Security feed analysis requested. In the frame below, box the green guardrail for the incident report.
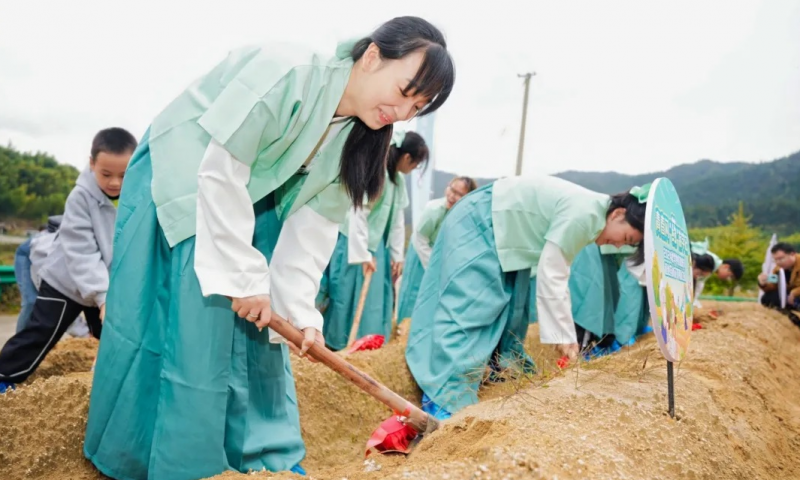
[0,265,15,281]
[698,295,757,303]
[0,265,16,296]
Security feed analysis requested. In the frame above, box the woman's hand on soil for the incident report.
[556,343,579,361]
[231,294,272,330]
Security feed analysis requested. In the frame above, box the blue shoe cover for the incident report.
[421,393,452,420]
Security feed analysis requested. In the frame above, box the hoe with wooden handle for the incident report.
[268,310,439,454]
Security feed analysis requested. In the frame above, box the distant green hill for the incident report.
[4,139,798,235]
[431,151,800,234]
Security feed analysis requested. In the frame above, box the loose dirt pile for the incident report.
[292,339,420,468]
[2,303,800,480]
[0,372,96,480]
[27,337,99,383]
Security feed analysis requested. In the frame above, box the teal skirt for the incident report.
[84,130,305,480]
[321,233,393,351]
[396,243,424,323]
[528,245,615,334]
[568,245,619,339]
[405,184,533,414]
[615,268,651,342]
[571,246,649,344]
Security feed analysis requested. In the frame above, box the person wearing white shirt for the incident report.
[528,244,649,358]
[406,178,649,420]
[396,175,478,324]
[689,238,744,307]
[321,130,428,351]
[83,17,455,480]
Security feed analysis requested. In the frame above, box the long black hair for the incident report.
[340,16,455,206]
[607,190,647,265]
[692,253,716,274]
[722,258,744,280]
[386,131,429,184]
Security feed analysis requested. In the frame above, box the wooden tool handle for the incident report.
[348,270,373,346]
[269,311,438,434]
[391,278,400,334]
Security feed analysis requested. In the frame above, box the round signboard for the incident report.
[779,268,787,309]
[644,178,693,362]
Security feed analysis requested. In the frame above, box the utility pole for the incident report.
[515,72,535,176]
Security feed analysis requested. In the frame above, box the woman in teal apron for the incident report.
[406,177,649,419]
[529,244,652,356]
[397,175,478,323]
[560,245,651,356]
[582,239,740,346]
[321,130,428,351]
[83,17,454,480]
[610,251,652,343]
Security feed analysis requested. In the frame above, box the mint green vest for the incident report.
[599,244,637,255]
[417,197,449,245]
[340,173,409,253]
[148,41,355,247]
[491,176,611,275]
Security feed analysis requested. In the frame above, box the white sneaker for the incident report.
[66,316,91,338]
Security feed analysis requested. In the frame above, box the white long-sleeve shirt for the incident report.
[536,241,579,345]
[388,203,405,262]
[194,121,346,342]
[195,139,270,298]
[347,205,372,264]
[346,191,406,265]
[625,258,647,286]
[693,277,707,308]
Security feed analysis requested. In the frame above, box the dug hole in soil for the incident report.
[2,303,800,480]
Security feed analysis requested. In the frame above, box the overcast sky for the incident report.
[1,0,798,178]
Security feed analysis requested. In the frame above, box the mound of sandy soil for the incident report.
[27,337,98,383]
[292,339,420,468]
[0,372,96,480]
[3,303,800,480]
[217,302,800,480]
